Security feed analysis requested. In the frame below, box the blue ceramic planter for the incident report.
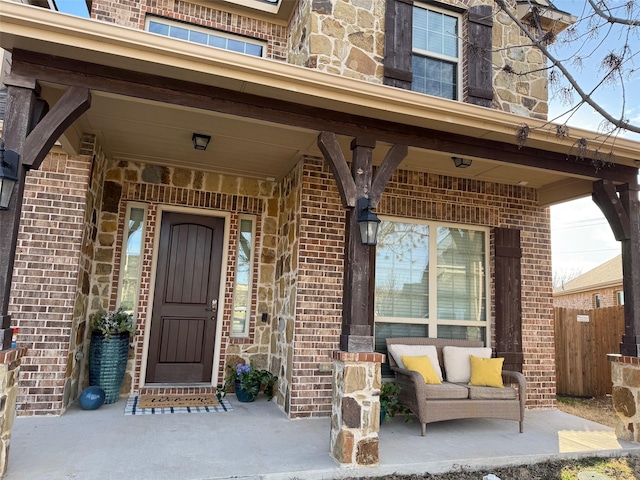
[89,332,130,404]
[235,380,257,402]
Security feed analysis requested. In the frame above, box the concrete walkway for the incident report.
[4,397,640,480]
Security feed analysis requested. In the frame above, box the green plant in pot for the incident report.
[380,381,412,423]
[223,362,277,402]
[88,307,135,404]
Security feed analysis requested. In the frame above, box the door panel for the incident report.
[146,212,224,384]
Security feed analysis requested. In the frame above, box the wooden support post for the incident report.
[341,137,376,352]
[0,78,39,349]
[618,184,640,356]
[593,179,640,356]
[318,132,407,352]
[0,77,91,349]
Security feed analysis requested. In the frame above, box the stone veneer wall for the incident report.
[0,348,27,475]
[90,0,288,60]
[611,356,640,441]
[292,157,555,412]
[288,0,385,82]
[9,143,96,416]
[289,0,549,118]
[554,286,623,309]
[89,159,280,399]
[271,162,302,412]
[491,3,548,119]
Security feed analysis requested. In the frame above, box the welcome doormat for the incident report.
[124,395,233,415]
[139,393,220,408]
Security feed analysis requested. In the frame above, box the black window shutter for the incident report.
[467,5,494,107]
[494,227,523,373]
[383,0,413,90]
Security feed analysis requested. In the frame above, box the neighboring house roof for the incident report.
[554,254,622,295]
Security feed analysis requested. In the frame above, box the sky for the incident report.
[545,0,640,280]
[54,0,89,18]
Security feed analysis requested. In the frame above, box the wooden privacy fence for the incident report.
[554,306,624,397]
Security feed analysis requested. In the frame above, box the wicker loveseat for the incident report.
[385,337,526,436]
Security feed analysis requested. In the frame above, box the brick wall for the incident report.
[554,286,623,309]
[291,158,555,413]
[272,162,302,413]
[90,0,288,61]
[10,146,94,416]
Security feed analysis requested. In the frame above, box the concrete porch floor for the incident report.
[5,396,640,480]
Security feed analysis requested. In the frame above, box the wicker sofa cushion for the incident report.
[388,344,443,381]
[422,382,469,400]
[442,346,492,383]
[467,385,517,400]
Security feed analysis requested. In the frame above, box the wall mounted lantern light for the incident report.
[357,197,381,246]
[452,156,472,168]
[0,140,19,210]
[192,133,211,151]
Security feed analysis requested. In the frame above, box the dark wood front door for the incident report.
[146,212,224,384]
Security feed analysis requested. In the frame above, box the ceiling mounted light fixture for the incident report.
[192,133,211,151]
[452,156,472,168]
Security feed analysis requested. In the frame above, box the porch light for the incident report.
[357,197,380,246]
[192,133,211,151]
[0,140,19,210]
[452,156,472,168]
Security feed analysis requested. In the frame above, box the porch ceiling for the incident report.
[43,85,571,191]
[2,1,639,207]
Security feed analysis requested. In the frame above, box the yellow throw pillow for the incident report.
[468,355,504,388]
[401,355,442,384]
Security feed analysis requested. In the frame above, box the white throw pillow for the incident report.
[442,346,492,383]
[387,344,443,381]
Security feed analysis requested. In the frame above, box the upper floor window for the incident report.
[411,4,461,100]
[383,3,492,106]
[145,17,266,58]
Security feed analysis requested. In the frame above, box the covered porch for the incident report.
[2,1,640,472]
[4,397,640,479]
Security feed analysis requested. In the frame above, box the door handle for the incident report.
[205,299,218,312]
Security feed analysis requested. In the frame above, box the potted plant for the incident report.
[379,381,411,423]
[88,307,135,404]
[223,362,277,402]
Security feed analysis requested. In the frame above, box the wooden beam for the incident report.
[370,144,407,208]
[592,179,630,241]
[21,85,92,170]
[317,132,356,208]
[11,50,638,185]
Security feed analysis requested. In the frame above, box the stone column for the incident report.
[0,347,27,476]
[330,351,384,466]
[609,354,640,442]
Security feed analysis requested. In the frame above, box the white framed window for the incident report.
[116,203,148,315]
[411,3,461,100]
[375,218,488,374]
[593,293,601,308]
[231,215,256,337]
[145,17,266,58]
[617,290,625,306]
